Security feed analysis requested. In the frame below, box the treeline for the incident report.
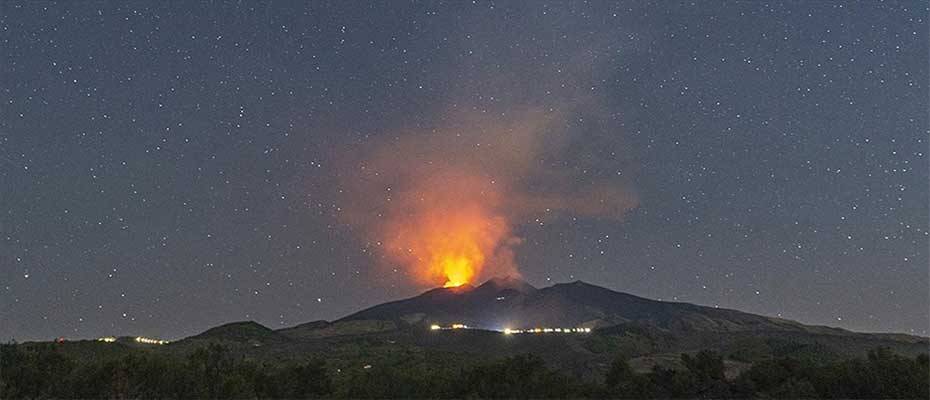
[603,348,929,399]
[1,343,927,399]
[0,343,329,399]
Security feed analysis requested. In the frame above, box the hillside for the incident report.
[152,277,928,379]
[342,278,839,335]
[11,277,928,388]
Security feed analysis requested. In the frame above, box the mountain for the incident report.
[158,278,926,378]
[20,278,928,397]
[172,321,290,349]
[328,277,926,365]
[341,277,809,334]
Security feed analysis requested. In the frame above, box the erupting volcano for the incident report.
[439,259,473,288]
[379,172,518,288]
[336,108,638,290]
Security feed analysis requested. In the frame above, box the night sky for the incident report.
[2,2,927,341]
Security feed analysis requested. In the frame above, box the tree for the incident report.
[456,354,578,398]
[278,360,333,398]
[604,357,656,398]
[680,350,730,398]
[186,343,234,398]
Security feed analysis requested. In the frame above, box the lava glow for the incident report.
[380,173,518,288]
[440,257,474,287]
[337,110,637,289]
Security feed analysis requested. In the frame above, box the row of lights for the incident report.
[430,323,469,330]
[134,336,170,345]
[503,327,591,334]
[97,336,169,345]
[430,324,591,334]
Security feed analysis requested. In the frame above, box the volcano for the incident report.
[164,277,926,378]
[340,277,817,334]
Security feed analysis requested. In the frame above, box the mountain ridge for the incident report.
[179,278,925,345]
[159,277,927,378]
[338,277,817,335]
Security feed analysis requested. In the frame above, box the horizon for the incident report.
[15,276,927,343]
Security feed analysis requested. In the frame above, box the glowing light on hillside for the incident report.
[134,336,169,345]
[430,324,590,334]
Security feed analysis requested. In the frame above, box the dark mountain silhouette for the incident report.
[340,277,814,334]
[173,321,290,349]
[162,278,926,376]
[15,277,928,398]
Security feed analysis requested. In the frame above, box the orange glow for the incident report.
[335,105,640,291]
[380,172,518,288]
[441,256,474,287]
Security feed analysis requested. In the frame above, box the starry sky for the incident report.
[1,2,927,341]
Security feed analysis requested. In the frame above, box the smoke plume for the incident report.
[334,33,639,288]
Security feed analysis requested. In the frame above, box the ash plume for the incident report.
[333,27,639,287]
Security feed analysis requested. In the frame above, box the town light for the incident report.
[134,336,169,345]
[428,324,590,335]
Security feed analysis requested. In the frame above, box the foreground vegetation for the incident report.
[1,342,926,399]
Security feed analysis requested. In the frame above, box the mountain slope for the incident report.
[172,321,290,349]
[341,278,810,334]
[165,278,925,372]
